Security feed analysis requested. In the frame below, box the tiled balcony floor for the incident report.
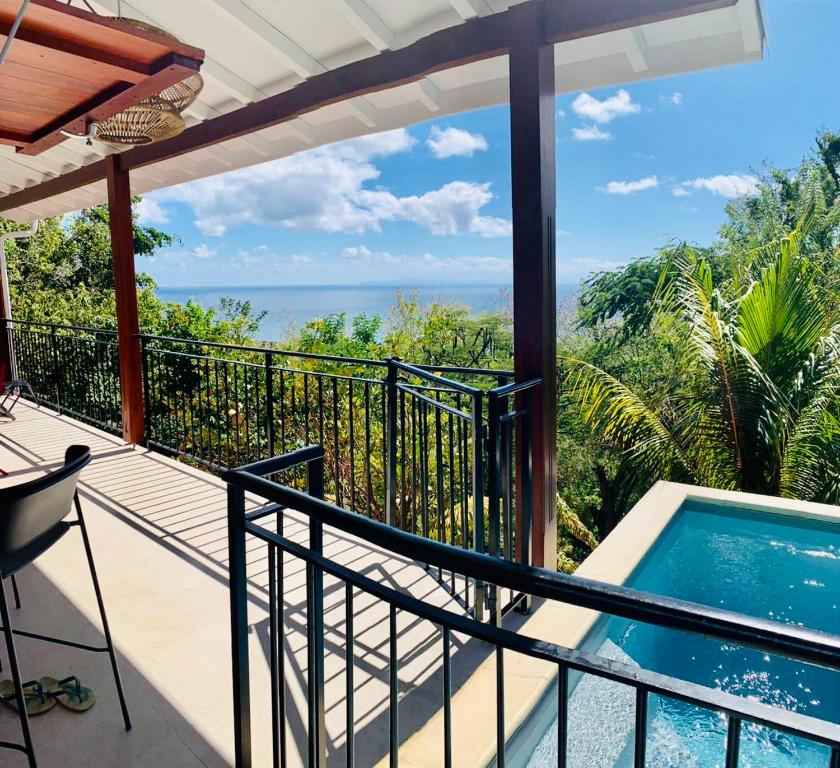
[0,401,493,767]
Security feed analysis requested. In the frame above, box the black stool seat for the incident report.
[0,446,131,767]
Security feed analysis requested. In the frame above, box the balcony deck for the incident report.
[0,401,490,767]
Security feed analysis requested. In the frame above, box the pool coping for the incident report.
[385,481,840,768]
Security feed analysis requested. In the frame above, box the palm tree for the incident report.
[565,226,840,506]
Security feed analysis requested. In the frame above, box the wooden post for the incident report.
[509,1,557,569]
[0,283,12,383]
[105,154,144,445]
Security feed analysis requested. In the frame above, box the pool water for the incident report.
[524,501,840,768]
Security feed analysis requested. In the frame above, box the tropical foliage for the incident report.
[3,130,839,570]
[566,225,840,504]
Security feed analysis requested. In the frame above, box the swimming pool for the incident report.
[523,500,840,768]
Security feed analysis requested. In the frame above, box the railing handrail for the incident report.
[3,318,514,378]
[224,458,840,672]
[389,358,484,396]
[3,318,118,336]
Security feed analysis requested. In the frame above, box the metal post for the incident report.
[487,390,501,626]
[517,388,533,614]
[50,324,60,409]
[264,351,275,459]
[0,316,12,382]
[140,336,150,446]
[227,484,251,768]
[385,358,399,527]
[472,390,485,621]
[306,454,327,767]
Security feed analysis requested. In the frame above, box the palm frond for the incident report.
[562,357,696,482]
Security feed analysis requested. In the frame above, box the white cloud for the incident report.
[342,245,397,263]
[291,253,311,264]
[669,91,683,106]
[601,176,659,195]
[572,125,613,142]
[341,246,511,275]
[384,181,512,237]
[146,129,509,238]
[675,174,760,198]
[193,243,217,259]
[427,126,488,159]
[329,128,417,161]
[572,89,641,124]
[557,109,566,119]
[135,197,169,226]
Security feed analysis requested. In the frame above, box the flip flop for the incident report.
[0,678,56,716]
[41,676,96,713]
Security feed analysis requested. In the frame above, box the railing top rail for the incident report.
[140,332,389,367]
[390,358,484,396]
[5,318,117,336]
[489,376,542,398]
[4,318,514,378]
[224,462,840,672]
[141,331,513,378]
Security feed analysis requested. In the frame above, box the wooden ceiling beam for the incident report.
[331,0,397,52]
[17,53,201,156]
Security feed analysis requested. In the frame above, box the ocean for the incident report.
[156,284,578,342]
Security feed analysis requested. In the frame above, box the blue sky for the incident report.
[138,0,837,289]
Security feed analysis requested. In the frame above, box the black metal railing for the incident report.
[225,447,840,768]
[5,321,533,586]
[5,319,121,433]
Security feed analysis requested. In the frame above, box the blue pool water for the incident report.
[524,501,840,768]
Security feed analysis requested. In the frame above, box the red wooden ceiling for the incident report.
[0,0,204,155]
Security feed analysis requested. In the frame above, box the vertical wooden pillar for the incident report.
[0,277,12,382]
[106,154,144,445]
[509,1,557,569]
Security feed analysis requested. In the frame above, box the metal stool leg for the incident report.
[74,494,131,731]
[0,577,37,767]
[11,574,21,609]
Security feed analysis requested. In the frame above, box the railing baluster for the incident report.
[346,583,355,768]
[410,393,418,535]
[364,381,373,517]
[496,645,505,768]
[399,385,406,530]
[725,717,741,768]
[307,455,326,768]
[557,665,568,768]
[317,375,324,448]
[268,543,281,768]
[448,411,456,593]
[264,352,275,459]
[442,626,452,768]
[487,391,501,625]
[390,604,399,768]
[435,395,444,581]
[634,688,647,768]
[50,325,60,410]
[278,367,286,454]
[472,391,485,621]
[349,381,356,514]
[332,377,341,506]
[227,484,251,768]
[385,359,398,527]
[276,509,288,765]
